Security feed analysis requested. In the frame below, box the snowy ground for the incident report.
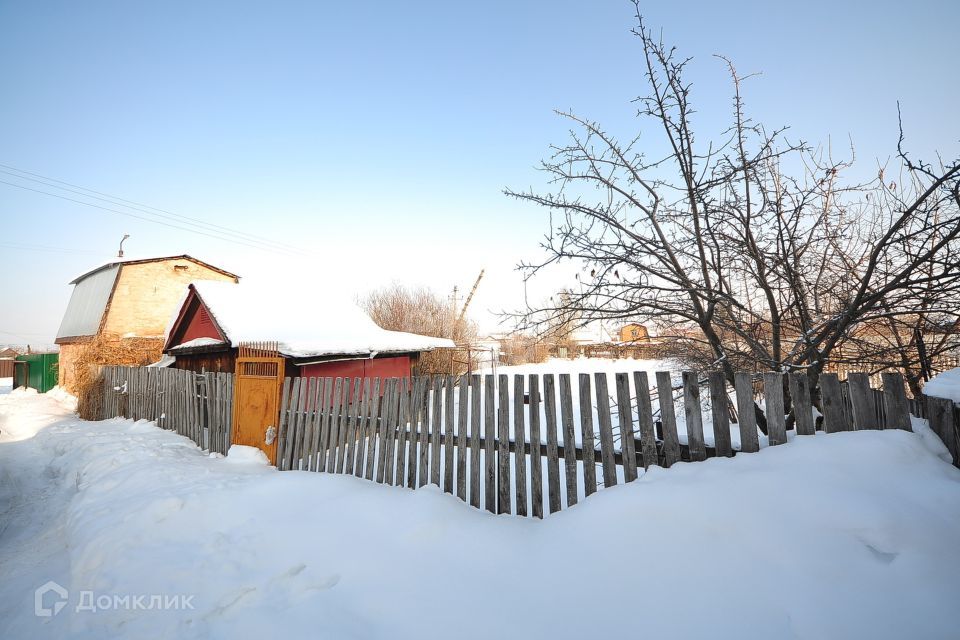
[2,387,960,639]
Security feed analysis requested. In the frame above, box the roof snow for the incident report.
[169,281,454,359]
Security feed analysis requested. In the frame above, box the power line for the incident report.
[0,164,305,254]
[0,178,312,257]
[0,241,101,255]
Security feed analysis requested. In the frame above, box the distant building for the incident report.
[54,255,239,391]
[619,323,650,343]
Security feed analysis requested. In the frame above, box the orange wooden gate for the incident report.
[232,342,285,464]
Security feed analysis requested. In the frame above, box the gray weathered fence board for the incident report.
[881,372,911,431]
[497,374,511,514]
[512,375,527,516]
[847,373,876,430]
[789,373,815,436]
[655,371,682,466]
[763,373,787,446]
[820,374,847,433]
[735,372,760,453]
[484,375,496,513]
[708,371,733,457]
[457,375,469,501]
[615,373,638,483]
[594,373,617,487]
[578,374,598,494]
[633,371,659,469]
[469,374,481,509]
[559,374,580,504]
[529,374,544,518]
[543,374,562,513]
[682,372,707,461]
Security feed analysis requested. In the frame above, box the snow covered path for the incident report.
[2,388,960,639]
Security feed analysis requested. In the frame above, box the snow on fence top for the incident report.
[924,367,960,405]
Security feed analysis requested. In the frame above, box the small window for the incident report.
[174,265,188,272]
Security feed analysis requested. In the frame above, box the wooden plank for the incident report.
[578,374,597,494]
[682,372,707,461]
[469,374,482,508]
[430,375,443,487]
[789,373,815,436]
[336,378,357,473]
[927,396,959,466]
[847,372,876,430]
[633,372,658,469]
[363,378,382,480]
[655,372,682,466]
[292,377,309,470]
[512,374,527,516]
[614,372,638,484]
[881,372,911,431]
[345,377,364,476]
[734,372,760,453]
[444,375,456,494]
[284,377,302,472]
[329,378,343,472]
[594,373,617,486]
[393,379,410,483]
[497,374,511,514]
[559,374,580,503]
[484,374,497,513]
[316,378,334,472]
[381,379,401,485]
[763,372,787,446]
[417,377,431,488]
[543,374,562,513]
[529,374,544,518]
[308,378,330,471]
[707,372,733,457]
[407,377,427,488]
[353,378,371,476]
[456,375,469,502]
[374,378,392,483]
[820,373,847,433]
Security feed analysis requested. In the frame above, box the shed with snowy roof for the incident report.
[162,281,454,379]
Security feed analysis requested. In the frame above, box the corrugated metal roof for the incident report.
[55,264,120,340]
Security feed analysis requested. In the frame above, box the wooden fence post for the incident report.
[682,372,707,461]
[881,372,911,431]
[789,373,815,436]
[763,372,787,446]
[708,371,733,457]
[656,372,682,466]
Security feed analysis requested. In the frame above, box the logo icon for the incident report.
[35,581,68,617]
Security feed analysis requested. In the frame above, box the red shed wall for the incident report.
[179,302,225,344]
[299,355,411,382]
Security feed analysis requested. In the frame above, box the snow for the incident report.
[2,388,959,639]
[924,367,960,405]
[0,377,11,394]
[170,281,455,358]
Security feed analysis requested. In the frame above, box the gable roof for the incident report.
[69,255,239,284]
[56,254,240,343]
[165,281,455,359]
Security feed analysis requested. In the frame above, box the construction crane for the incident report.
[455,269,484,334]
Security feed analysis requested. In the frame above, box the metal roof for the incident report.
[55,264,120,341]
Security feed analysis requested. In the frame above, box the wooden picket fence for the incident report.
[96,365,234,455]
[274,370,932,518]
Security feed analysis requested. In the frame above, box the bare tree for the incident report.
[506,4,960,413]
[360,283,479,374]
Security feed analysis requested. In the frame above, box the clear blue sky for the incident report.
[1,0,957,344]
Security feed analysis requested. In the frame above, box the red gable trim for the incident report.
[164,285,229,351]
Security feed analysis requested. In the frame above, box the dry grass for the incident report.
[74,336,164,420]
